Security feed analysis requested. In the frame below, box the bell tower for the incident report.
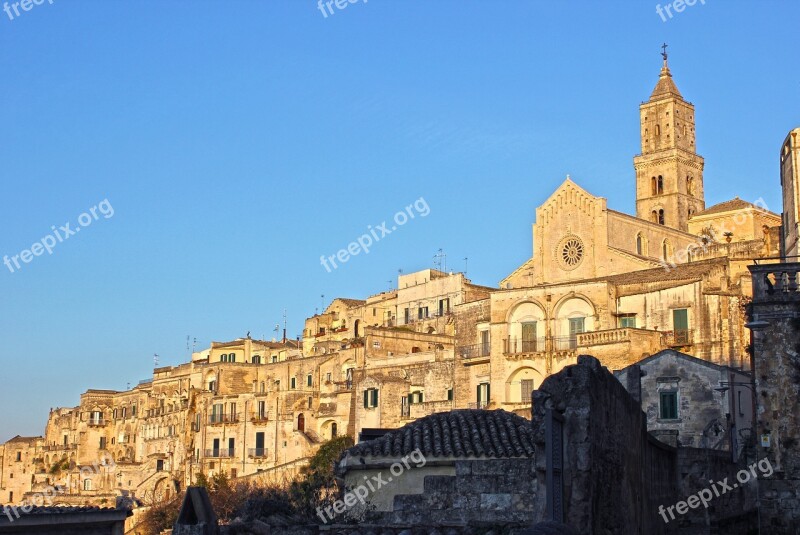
[634,45,705,232]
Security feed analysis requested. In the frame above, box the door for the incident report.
[212,438,220,457]
[673,309,689,344]
[568,317,585,349]
[521,322,537,352]
[228,438,235,457]
[255,432,265,456]
[297,413,305,432]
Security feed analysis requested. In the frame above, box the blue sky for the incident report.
[0,0,798,442]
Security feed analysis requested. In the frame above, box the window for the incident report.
[655,124,661,137]
[404,308,410,324]
[229,353,236,363]
[480,330,490,356]
[208,380,217,392]
[257,401,266,419]
[658,209,665,225]
[220,353,227,363]
[521,379,534,404]
[99,437,107,450]
[156,460,164,472]
[326,372,332,383]
[438,298,450,316]
[408,391,424,404]
[657,176,664,195]
[252,355,261,364]
[476,382,490,408]
[290,377,296,390]
[659,391,678,419]
[372,340,381,349]
[307,397,313,409]
[15,452,21,462]
[132,404,137,416]
[651,176,657,196]
[307,374,313,387]
[363,388,379,409]
[331,423,338,438]
[272,355,278,363]
[260,381,265,393]
[447,388,453,401]
[521,322,537,352]
[672,309,690,344]
[636,233,645,255]
[121,407,126,419]
[662,239,672,260]
[619,315,636,328]
[372,308,377,317]
[568,317,586,348]
[418,306,428,320]
[83,479,92,491]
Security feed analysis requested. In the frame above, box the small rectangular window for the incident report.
[619,315,636,328]
[307,374,313,387]
[659,391,678,420]
[290,377,296,390]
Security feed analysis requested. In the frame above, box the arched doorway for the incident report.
[331,422,337,438]
[297,413,305,432]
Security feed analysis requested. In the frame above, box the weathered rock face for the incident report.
[747,262,800,533]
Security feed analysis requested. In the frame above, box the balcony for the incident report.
[503,337,547,355]
[250,412,269,423]
[248,448,268,458]
[459,343,491,360]
[468,401,489,410]
[204,448,235,458]
[209,414,238,424]
[750,262,800,302]
[664,329,694,347]
[87,418,106,427]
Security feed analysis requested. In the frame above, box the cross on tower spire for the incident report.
[661,43,669,63]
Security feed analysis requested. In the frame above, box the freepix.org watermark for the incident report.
[3,199,114,274]
[317,448,426,524]
[656,0,706,22]
[3,454,116,522]
[658,457,773,524]
[3,0,54,22]
[317,0,366,19]
[320,197,430,273]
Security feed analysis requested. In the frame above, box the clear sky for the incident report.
[0,0,798,442]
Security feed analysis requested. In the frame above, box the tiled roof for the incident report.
[345,409,535,459]
[693,198,764,217]
[337,298,366,308]
[607,258,725,286]
[650,63,682,99]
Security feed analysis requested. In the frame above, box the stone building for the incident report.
[747,260,800,532]
[781,128,800,257]
[615,349,753,451]
[0,56,795,524]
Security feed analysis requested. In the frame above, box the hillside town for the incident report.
[2,55,800,534]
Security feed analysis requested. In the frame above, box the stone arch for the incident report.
[553,295,596,347]
[505,366,544,403]
[319,419,339,439]
[506,300,547,351]
[636,232,647,256]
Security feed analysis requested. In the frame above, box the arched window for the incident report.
[651,177,657,196]
[687,176,695,195]
[657,176,664,195]
[662,239,672,260]
[636,234,646,256]
[655,124,661,137]
[658,209,665,226]
[651,210,659,224]
[331,422,338,438]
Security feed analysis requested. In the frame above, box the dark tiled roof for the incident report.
[346,409,535,459]
[0,505,119,515]
[694,198,764,217]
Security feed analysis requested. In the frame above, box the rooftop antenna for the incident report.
[273,323,280,341]
[463,257,468,277]
[282,309,287,343]
[153,353,159,368]
[433,248,447,272]
[321,294,325,313]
